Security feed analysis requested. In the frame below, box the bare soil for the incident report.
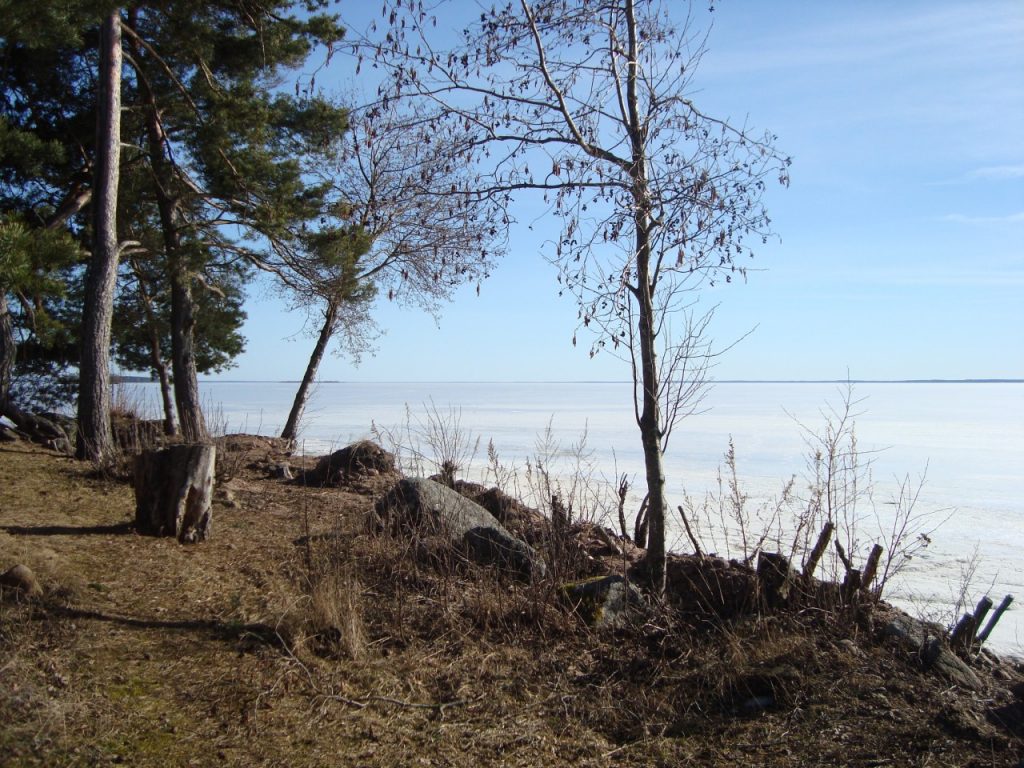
[1,437,1021,767]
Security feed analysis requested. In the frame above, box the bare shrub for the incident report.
[679,439,796,567]
[372,400,479,483]
[678,384,947,605]
[873,465,950,597]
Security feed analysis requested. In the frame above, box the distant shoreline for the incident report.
[112,375,1024,385]
[184,378,1024,385]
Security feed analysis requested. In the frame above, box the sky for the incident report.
[216,0,1024,383]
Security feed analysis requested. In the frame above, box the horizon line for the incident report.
[170,377,1024,385]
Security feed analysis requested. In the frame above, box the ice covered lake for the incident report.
[128,379,1023,655]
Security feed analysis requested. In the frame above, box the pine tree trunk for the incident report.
[281,301,338,445]
[76,10,122,462]
[129,19,205,442]
[169,269,205,441]
[138,273,178,435]
[134,443,215,542]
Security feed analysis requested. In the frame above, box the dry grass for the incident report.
[1,438,1021,767]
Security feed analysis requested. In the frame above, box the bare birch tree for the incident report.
[362,0,789,593]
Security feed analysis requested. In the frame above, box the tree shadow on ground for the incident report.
[39,603,285,647]
[2,522,135,537]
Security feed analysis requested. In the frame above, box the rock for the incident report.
[374,477,545,579]
[561,575,644,629]
[878,608,984,691]
[0,406,71,452]
[923,638,984,691]
[216,487,240,509]
[838,638,867,659]
[1,564,43,599]
[449,481,547,540]
[882,612,942,649]
[655,553,758,617]
[572,522,645,569]
[311,441,395,485]
[217,434,291,453]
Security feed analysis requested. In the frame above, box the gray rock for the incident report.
[216,488,240,509]
[561,574,644,629]
[374,477,545,579]
[839,638,866,659]
[882,610,984,691]
[923,638,984,691]
[313,441,395,485]
[1,564,43,599]
[883,613,941,649]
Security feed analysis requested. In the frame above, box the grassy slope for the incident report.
[1,438,1021,767]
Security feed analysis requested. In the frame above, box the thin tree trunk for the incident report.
[145,314,176,437]
[625,0,667,596]
[129,258,178,435]
[281,300,338,444]
[0,293,13,413]
[76,10,123,462]
[635,246,668,596]
[154,356,176,436]
[129,16,204,441]
[169,270,204,440]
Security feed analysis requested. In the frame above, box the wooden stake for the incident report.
[861,544,883,591]
[976,594,1014,646]
[802,522,834,583]
[834,540,853,572]
[950,613,977,652]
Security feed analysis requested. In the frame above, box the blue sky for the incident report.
[218,0,1023,382]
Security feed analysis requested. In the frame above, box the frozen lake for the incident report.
[128,379,1023,655]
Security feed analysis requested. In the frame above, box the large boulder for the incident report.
[311,441,396,486]
[373,477,545,579]
[448,480,547,541]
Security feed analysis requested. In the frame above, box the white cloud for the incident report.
[968,164,1024,180]
[703,3,1024,79]
[940,212,1024,224]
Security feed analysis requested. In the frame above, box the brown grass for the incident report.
[1,438,1021,767]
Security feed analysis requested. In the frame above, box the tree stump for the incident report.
[757,551,794,609]
[134,443,215,542]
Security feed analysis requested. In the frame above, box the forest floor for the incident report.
[1,435,1022,767]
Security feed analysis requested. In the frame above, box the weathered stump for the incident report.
[134,443,215,542]
[757,551,794,609]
